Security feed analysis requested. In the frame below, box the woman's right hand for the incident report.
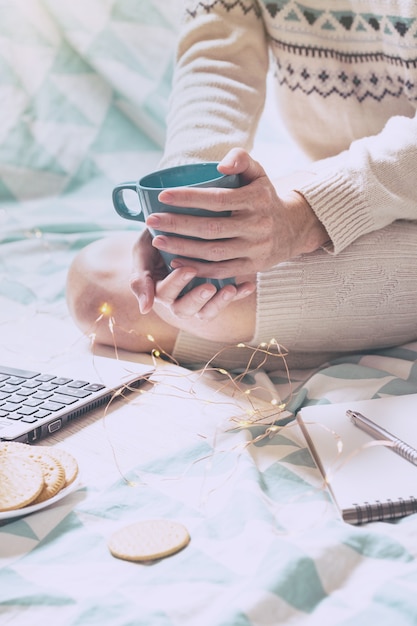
[129,229,255,321]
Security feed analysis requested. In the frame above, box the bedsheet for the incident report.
[2,2,417,625]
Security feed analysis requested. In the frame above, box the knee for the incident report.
[66,237,127,334]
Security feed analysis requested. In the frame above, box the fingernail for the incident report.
[200,288,213,299]
[138,294,147,312]
[159,191,173,203]
[147,215,160,227]
[242,288,254,297]
[153,236,167,249]
[182,271,196,282]
[222,289,234,301]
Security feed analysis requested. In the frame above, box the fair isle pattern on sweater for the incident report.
[186,1,417,103]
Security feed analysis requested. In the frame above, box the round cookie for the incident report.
[30,452,66,503]
[108,519,190,562]
[0,453,44,511]
[0,441,77,492]
[36,446,79,487]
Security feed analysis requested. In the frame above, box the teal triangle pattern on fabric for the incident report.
[87,28,148,76]
[343,531,414,561]
[63,158,106,195]
[71,602,176,626]
[281,447,317,468]
[91,102,158,152]
[51,40,96,75]
[0,519,39,541]
[0,178,16,202]
[0,566,72,606]
[28,79,94,126]
[0,123,66,174]
[0,4,51,45]
[261,461,326,504]
[0,0,176,200]
[0,55,22,87]
[375,378,417,396]
[318,364,392,380]
[111,0,175,29]
[255,540,327,612]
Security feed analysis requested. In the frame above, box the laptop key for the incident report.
[35,374,56,382]
[2,402,20,412]
[49,394,77,405]
[38,383,59,392]
[17,406,39,416]
[33,409,51,419]
[22,380,43,389]
[0,366,40,378]
[54,377,73,385]
[21,416,39,424]
[58,387,93,398]
[85,383,106,392]
[41,401,66,411]
[23,398,45,407]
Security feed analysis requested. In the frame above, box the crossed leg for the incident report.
[67,222,417,370]
[66,232,257,357]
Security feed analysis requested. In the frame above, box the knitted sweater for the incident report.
[163,0,417,370]
[161,0,417,255]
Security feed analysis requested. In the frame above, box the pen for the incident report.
[346,409,417,467]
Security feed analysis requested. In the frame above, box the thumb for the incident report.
[217,147,266,184]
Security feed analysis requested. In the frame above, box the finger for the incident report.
[130,230,168,314]
[217,147,267,184]
[146,211,242,239]
[154,266,199,305]
[193,281,256,321]
[157,184,238,213]
[130,271,154,314]
[152,233,241,263]
[158,278,219,319]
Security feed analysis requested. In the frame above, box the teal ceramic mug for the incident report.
[112,162,241,293]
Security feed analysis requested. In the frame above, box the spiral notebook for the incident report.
[297,394,417,524]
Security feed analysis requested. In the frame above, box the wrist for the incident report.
[288,190,331,256]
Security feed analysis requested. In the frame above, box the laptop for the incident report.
[0,349,154,444]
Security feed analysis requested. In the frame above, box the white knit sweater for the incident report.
[162,0,417,370]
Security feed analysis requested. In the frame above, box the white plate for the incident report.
[0,480,82,521]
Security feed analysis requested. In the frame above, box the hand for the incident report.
[147,148,329,280]
[129,228,255,321]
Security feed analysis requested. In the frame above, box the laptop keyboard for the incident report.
[0,365,106,428]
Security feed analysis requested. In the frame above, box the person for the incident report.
[66,0,417,372]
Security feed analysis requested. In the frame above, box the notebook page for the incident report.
[297,394,417,515]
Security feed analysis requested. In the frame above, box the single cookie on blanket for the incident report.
[108,519,191,562]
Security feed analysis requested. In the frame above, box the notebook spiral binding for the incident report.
[344,497,417,525]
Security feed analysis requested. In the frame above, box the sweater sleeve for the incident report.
[159,1,269,167]
[295,110,417,254]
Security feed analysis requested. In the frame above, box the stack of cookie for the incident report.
[0,442,78,512]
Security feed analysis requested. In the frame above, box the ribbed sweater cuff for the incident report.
[296,171,375,255]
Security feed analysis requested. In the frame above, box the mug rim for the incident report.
[138,162,225,190]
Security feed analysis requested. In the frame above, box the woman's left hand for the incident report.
[146,147,328,281]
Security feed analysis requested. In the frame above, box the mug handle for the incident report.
[112,182,144,221]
